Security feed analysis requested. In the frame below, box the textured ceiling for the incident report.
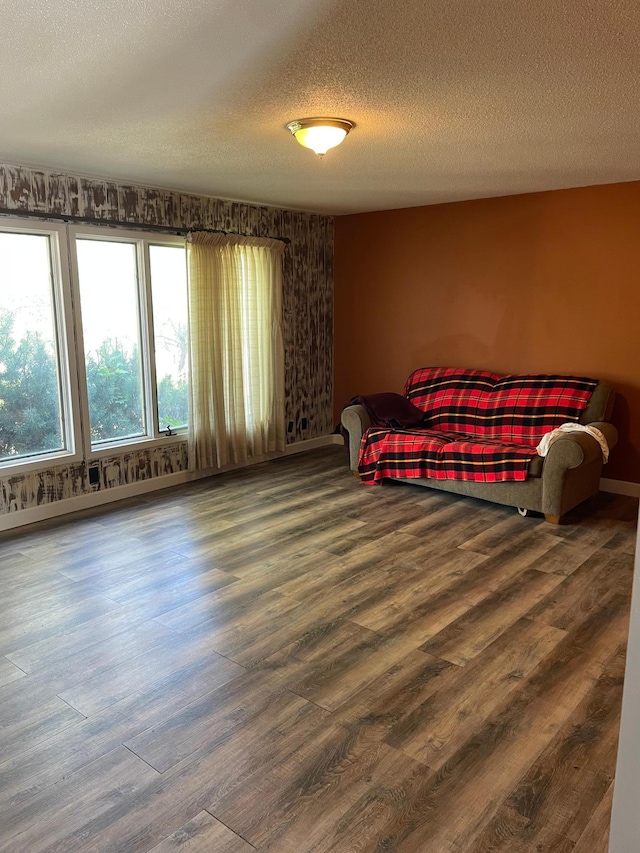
[1,0,639,214]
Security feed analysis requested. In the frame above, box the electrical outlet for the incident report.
[287,420,294,433]
[88,465,100,487]
[300,417,308,431]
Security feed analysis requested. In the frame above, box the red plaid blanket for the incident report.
[358,368,597,484]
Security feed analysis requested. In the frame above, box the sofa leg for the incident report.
[545,514,562,525]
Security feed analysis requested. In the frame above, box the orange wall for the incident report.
[334,181,640,483]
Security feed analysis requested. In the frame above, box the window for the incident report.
[0,219,188,473]
[71,228,189,451]
[0,223,80,468]
[76,238,147,444]
[149,244,189,432]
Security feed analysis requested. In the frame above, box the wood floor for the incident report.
[0,447,636,853]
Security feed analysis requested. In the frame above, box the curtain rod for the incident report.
[0,208,291,243]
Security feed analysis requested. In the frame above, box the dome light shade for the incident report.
[286,118,354,157]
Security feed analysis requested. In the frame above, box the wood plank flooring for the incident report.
[0,446,636,853]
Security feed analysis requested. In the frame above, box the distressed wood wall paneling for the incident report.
[30,171,48,214]
[324,217,335,421]
[163,190,179,229]
[0,443,188,514]
[179,194,201,229]
[243,203,258,237]
[79,178,120,221]
[259,205,272,238]
[140,188,165,226]
[296,212,311,441]
[295,212,314,440]
[67,176,81,216]
[280,209,296,437]
[4,165,31,210]
[215,198,229,232]
[117,185,141,223]
[201,197,214,231]
[311,214,325,433]
[46,174,70,215]
[0,168,8,210]
[105,181,120,220]
[80,178,101,219]
[0,163,333,514]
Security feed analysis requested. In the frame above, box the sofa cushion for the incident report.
[358,426,541,484]
[404,367,598,447]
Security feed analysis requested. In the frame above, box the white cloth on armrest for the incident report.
[536,423,609,463]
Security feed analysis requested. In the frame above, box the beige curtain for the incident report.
[186,232,286,471]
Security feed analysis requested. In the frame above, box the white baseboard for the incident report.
[600,478,640,498]
[284,434,343,452]
[0,435,339,533]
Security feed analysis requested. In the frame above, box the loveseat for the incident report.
[341,367,617,523]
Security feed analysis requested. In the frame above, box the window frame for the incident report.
[0,218,84,474]
[0,219,189,477]
[144,239,190,437]
[68,225,188,458]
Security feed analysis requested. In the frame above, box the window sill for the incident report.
[0,434,188,478]
[0,448,84,478]
[87,432,188,460]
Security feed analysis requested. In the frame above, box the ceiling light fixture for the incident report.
[286,117,354,158]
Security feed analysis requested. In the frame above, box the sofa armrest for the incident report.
[541,425,617,517]
[587,421,619,453]
[542,422,618,474]
[341,404,371,471]
[544,432,600,470]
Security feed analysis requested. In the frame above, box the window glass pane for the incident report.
[76,239,146,444]
[0,232,65,462]
[149,245,189,431]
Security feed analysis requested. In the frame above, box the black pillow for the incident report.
[346,392,428,428]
